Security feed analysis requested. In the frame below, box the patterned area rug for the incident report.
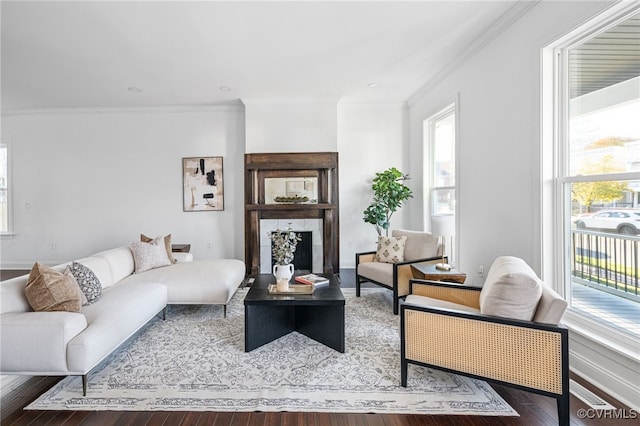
[27,288,517,415]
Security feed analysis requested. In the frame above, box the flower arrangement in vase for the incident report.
[269,227,302,290]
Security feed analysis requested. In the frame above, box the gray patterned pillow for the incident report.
[130,238,172,273]
[375,236,407,263]
[68,261,102,305]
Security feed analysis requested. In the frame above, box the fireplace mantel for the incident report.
[244,152,339,276]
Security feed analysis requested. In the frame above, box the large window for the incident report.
[424,103,457,263]
[549,8,640,345]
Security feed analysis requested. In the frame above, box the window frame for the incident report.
[543,4,640,357]
[0,141,13,237]
[424,100,459,262]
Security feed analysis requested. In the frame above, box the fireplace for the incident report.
[244,152,339,276]
[261,220,323,273]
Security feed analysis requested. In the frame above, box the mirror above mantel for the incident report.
[264,177,318,204]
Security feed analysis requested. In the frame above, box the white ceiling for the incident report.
[1,1,521,110]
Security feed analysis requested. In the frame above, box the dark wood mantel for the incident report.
[244,152,339,276]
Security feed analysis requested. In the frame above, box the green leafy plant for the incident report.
[269,227,302,265]
[363,167,413,236]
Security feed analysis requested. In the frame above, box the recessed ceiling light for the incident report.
[127,86,142,93]
[219,86,232,92]
[367,82,381,88]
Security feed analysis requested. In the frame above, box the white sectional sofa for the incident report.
[0,245,245,395]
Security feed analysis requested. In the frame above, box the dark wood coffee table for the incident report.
[244,273,345,353]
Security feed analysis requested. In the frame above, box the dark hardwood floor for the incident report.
[0,269,633,425]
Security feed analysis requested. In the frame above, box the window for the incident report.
[0,143,11,235]
[546,7,640,347]
[425,104,456,216]
[424,103,457,262]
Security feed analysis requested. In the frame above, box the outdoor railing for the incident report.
[571,229,639,302]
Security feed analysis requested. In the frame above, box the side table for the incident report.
[171,244,191,253]
[410,262,466,284]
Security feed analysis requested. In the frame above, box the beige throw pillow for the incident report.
[24,262,83,312]
[479,256,543,321]
[130,237,172,273]
[375,236,407,263]
[141,233,176,264]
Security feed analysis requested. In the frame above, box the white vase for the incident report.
[273,263,294,284]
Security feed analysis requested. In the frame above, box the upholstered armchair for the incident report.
[356,229,442,315]
[400,256,569,425]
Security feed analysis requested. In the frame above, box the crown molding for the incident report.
[1,103,245,116]
[407,0,540,106]
[241,97,340,106]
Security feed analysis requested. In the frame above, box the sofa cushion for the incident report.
[479,256,542,321]
[141,233,176,264]
[376,236,407,263]
[66,281,167,374]
[118,259,245,305]
[130,238,172,273]
[392,229,440,261]
[92,246,135,285]
[68,262,103,305]
[24,262,83,312]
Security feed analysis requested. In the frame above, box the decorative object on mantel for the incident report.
[182,156,224,211]
[274,195,310,203]
[269,226,302,291]
[363,167,413,236]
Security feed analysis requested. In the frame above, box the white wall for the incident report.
[338,102,410,267]
[243,98,338,152]
[1,106,245,267]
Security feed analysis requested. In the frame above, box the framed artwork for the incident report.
[182,156,224,211]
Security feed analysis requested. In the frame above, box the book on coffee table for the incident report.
[294,273,330,286]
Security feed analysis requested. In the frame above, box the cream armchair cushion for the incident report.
[479,256,543,321]
[391,229,440,260]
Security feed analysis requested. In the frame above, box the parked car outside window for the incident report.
[574,209,640,235]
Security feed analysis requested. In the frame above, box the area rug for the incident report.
[27,288,517,416]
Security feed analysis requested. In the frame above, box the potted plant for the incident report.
[363,167,413,236]
[269,227,302,289]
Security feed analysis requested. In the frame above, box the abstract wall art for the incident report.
[182,156,224,211]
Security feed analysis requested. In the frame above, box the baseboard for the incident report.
[569,333,640,411]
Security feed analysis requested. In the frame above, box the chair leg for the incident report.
[557,392,570,426]
[401,359,408,387]
[82,374,88,396]
[224,304,227,318]
[356,277,361,297]
[393,296,399,315]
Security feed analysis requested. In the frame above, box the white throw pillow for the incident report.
[375,236,407,263]
[479,256,543,321]
[130,238,172,274]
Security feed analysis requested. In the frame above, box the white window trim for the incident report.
[424,99,459,262]
[0,141,14,238]
[542,3,640,360]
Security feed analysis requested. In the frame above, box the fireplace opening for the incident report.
[271,231,312,272]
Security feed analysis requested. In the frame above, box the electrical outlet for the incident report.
[478,265,484,277]
[50,243,56,250]
[207,242,213,248]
